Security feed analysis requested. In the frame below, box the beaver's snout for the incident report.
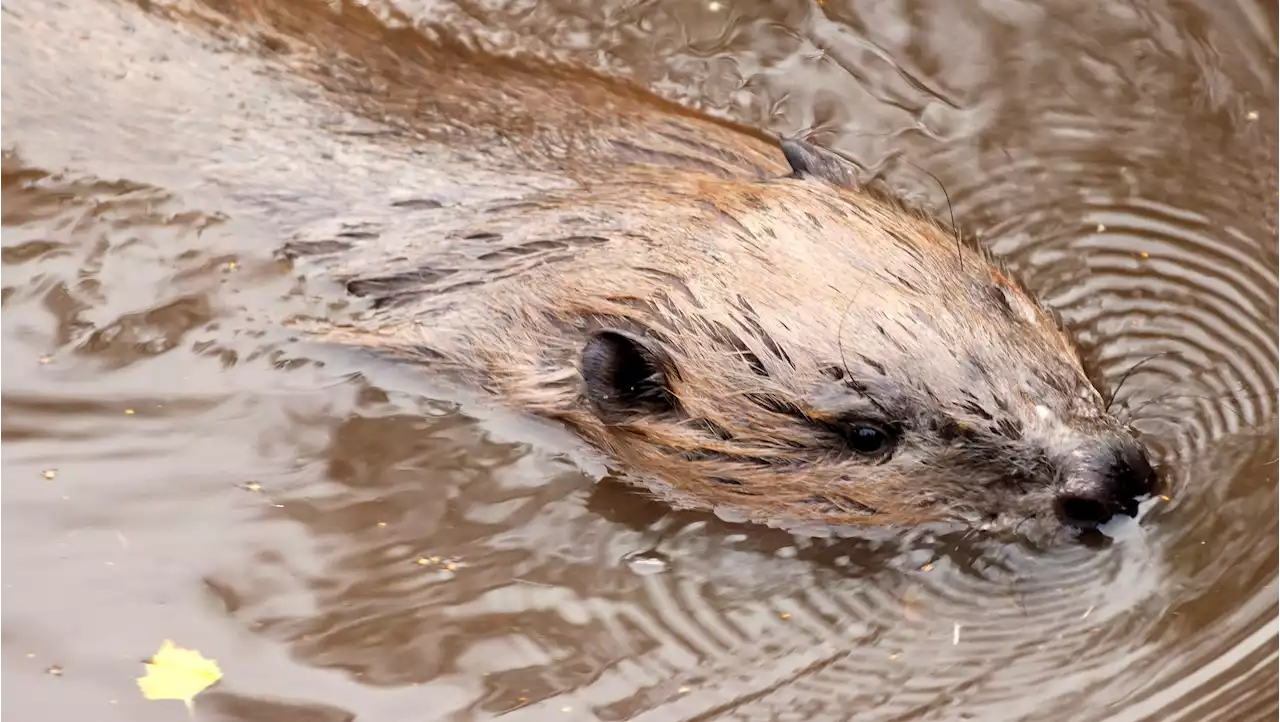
[1054,436,1157,529]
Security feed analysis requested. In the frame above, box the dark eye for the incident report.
[844,424,893,456]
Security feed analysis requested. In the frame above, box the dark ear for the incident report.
[779,138,860,190]
[580,329,678,420]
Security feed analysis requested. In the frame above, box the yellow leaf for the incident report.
[137,640,222,711]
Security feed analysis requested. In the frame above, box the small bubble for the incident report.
[124,409,135,415]
[621,549,671,576]
[561,706,573,713]
[376,521,387,527]
[415,557,431,566]
[779,612,791,620]
[677,686,691,694]
[775,546,798,559]
[1095,223,1106,232]
[887,653,900,660]
[46,665,63,676]
[38,355,53,365]
[42,469,57,481]
[241,481,263,492]
[227,261,239,271]
[1138,251,1150,259]
[1245,110,1259,121]
[706,0,722,10]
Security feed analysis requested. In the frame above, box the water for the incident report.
[3,0,1276,720]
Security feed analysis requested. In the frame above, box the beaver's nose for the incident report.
[1054,436,1156,529]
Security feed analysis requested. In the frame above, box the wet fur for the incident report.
[166,0,1144,537]
[287,154,1118,534]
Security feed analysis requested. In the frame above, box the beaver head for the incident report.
[556,140,1156,541]
[323,139,1157,543]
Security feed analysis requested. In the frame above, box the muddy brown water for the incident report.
[2,0,1277,720]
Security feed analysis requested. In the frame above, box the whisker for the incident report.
[1103,351,1179,413]
[910,164,962,271]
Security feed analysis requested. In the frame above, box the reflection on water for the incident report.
[2,0,1276,720]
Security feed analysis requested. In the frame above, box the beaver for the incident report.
[285,131,1157,541]
[2,0,1156,541]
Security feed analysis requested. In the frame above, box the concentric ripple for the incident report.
[3,0,1275,721]
[374,1,1276,719]
[194,0,1276,719]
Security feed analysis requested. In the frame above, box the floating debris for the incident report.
[137,640,222,712]
[621,549,671,576]
[46,664,63,676]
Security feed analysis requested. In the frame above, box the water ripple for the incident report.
[3,0,1274,720]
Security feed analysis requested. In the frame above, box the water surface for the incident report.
[3,0,1277,720]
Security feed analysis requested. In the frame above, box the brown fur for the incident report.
[288,158,1139,537]
[136,0,1152,538]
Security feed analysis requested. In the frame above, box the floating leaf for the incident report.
[137,640,222,712]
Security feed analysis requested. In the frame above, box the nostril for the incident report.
[1055,435,1156,530]
[1056,493,1116,529]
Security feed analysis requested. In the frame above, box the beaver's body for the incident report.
[287,137,1155,539]
[5,0,1156,541]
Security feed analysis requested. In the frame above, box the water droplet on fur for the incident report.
[713,505,749,523]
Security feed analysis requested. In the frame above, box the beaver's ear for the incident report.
[580,329,678,420]
[780,138,859,190]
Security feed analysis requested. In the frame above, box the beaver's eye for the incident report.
[844,424,893,456]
